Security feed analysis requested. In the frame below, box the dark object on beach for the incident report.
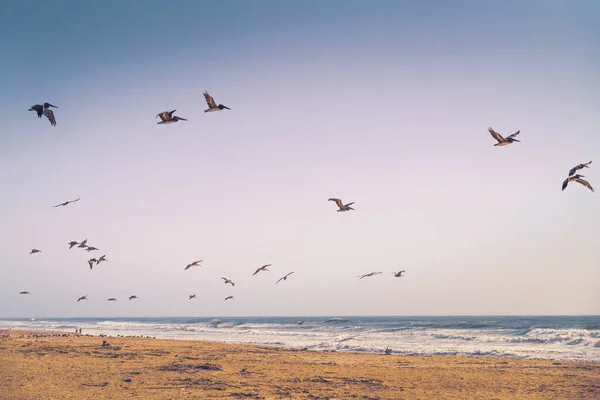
[384,347,392,355]
[101,340,110,347]
[29,103,58,126]
[123,378,132,383]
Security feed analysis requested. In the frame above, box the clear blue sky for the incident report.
[1,0,599,317]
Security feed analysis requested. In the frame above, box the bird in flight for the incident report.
[189,294,197,300]
[358,272,382,279]
[392,270,406,278]
[204,91,231,112]
[156,110,187,124]
[88,259,98,270]
[29,103,58,126]
[569,161,592,177]
[185,260,203,270]
[96,255,107,265]
[276,271,295,284]
[488,127,521,146]
[224,296,234,301]
[77,239,88,248]
[77,295,88,302]
[221,277,235,286]
[562,174,594,192]
[129,295,138,300]
[253,264,272,276]
[30,249,41,254]
[53,198,80,207]
[328,198,355,212]
[107,298,117,301]
[68,241,79,249]
[85,246,99,252]
[19,291,30,295]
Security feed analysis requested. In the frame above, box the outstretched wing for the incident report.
[328,198,343,209]
[157,111,174,122]
[44,108,57,126]
[204,92,217,109]
[285,271,295,279]
[488,127,504,143]
[575,178,594,192]
[506,131,520,140]
[562,177,570,191]
[29,104,43,117]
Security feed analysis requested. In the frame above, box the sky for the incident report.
[1,0,599,318]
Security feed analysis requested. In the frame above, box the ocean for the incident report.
[1,315,598,362]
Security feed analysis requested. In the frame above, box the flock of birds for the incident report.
[19,96,594,310]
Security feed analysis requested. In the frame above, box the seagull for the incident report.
[204,91,231,112]
[224,296,234,301]
[297,320,305,325]
[88,259,98,269]
[276,271,295,284]
[77,295,88,302]
[328,198,355,212]
[156,110,187,124]
[29,103,58,126]
[96,255,107,265]
[221,277,235,286]
[253,264,272,276]
[68,241,79,249]
[562,174,594,192]
[30,249,41,254]
[85,246,99,252]
[569,161,592,177]
[77,239,88,248]
[358,272,382,279]
[107,298,117,301]
[53,198,80,207]
[488,127,520,146]
[185,260,203,270]
[19,291,30,295]
[189,294,197,300]
[392,270,406,278]
[129,295,138,300]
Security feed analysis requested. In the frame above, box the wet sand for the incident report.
[0,329,598,399]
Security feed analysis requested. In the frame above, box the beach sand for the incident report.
[0,330,598,399]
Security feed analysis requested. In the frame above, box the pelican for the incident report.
[488,127,520,146]
[156,110,187,124]
[107,298,117,301]
[204,91,231,112]
[569,161,592,177]
[53,198,80,207]
[358,272,382,279]
[328,198,354,212]
[224,296,234,301]
[221,277,235,286]
[96,255,107,265]
[30,249,41,254]
[19,291,30,295]
[68,241,79,249]
[392,270,406,278]
[189,294,197,300]
[253,264,272,276]
[77,295,88,302]
[29,103,58,126]
[77,239,88,248]
[276,271,295,284]
[185,260,203,270]
[562,174,594,192]
[129,295,138,300]
[85,246,99,252]
[88,259,98,269]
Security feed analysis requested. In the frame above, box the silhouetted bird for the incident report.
[30,249,41,254]
[29,103,58,126]
[68,241,79,249]
[107,298,117,301]
[189,294,197,300]
[328,198,355,212]
[569,161,592,177]
[19,291,30,295]
[562,174,594,192]
[129,295,138,300]
[358,272,382,279]
[156,110,187,124]
[88,259,98,269]
[221,277,235,286]
[276,271,295,284]
[392,270,406,278]
[253,264,272,275]
[204,91,231,112]
[225,296,234,301]
[488,127,520,146]
[77,239,88,248]
[185,260,203,270]
[53,198,80,207]
[85,246,99,252]
[96,255,107,265]
[77,295,88,302]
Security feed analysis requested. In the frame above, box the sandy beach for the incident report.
[0,330,598,399]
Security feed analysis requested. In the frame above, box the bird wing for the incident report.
[506,131,520,140]
[488,127,504,142]
[252,268,261,275]
[562,177,570,191]
[52,202,65,207]
[575,178,594,192]
[285,271,295,278]
[157,111,170,121]
[43,108,56,126]
[204,92,217,108]
[329,198,343,208]
[344,202,355,208]
[69,198,80,203]
[568,166,578,176]
[30,104,43,116]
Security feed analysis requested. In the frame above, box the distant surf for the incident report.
[1,315,598,362]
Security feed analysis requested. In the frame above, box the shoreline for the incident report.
[2,329,599,399]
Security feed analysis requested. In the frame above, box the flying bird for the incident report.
[221,277,235,286]
[392,270,406,278]
[29,103,58,126]
[253,264,272,276]
[328,198,355,212]
[19,291,30,295]
[129,295,138,300]
[224,296,234,301]
[156,110,187,124]
[185,260,203,270]
[276,271,295,284]
[297,320,305,325]
[189,294,197,300]
[204,91,231,112]
[96,255,107,265]
[53,198,80,207]
[30,249,41,254]
[107,298,117,301]
[85,246,99,252]
[488,127,520,146]
[77,295,88,302]
[68,241,79,249]
[562,174,594,192]
[569,161,592,177]
[358,272,382,279]
[88,259,98,269]
[77,239,88,248]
